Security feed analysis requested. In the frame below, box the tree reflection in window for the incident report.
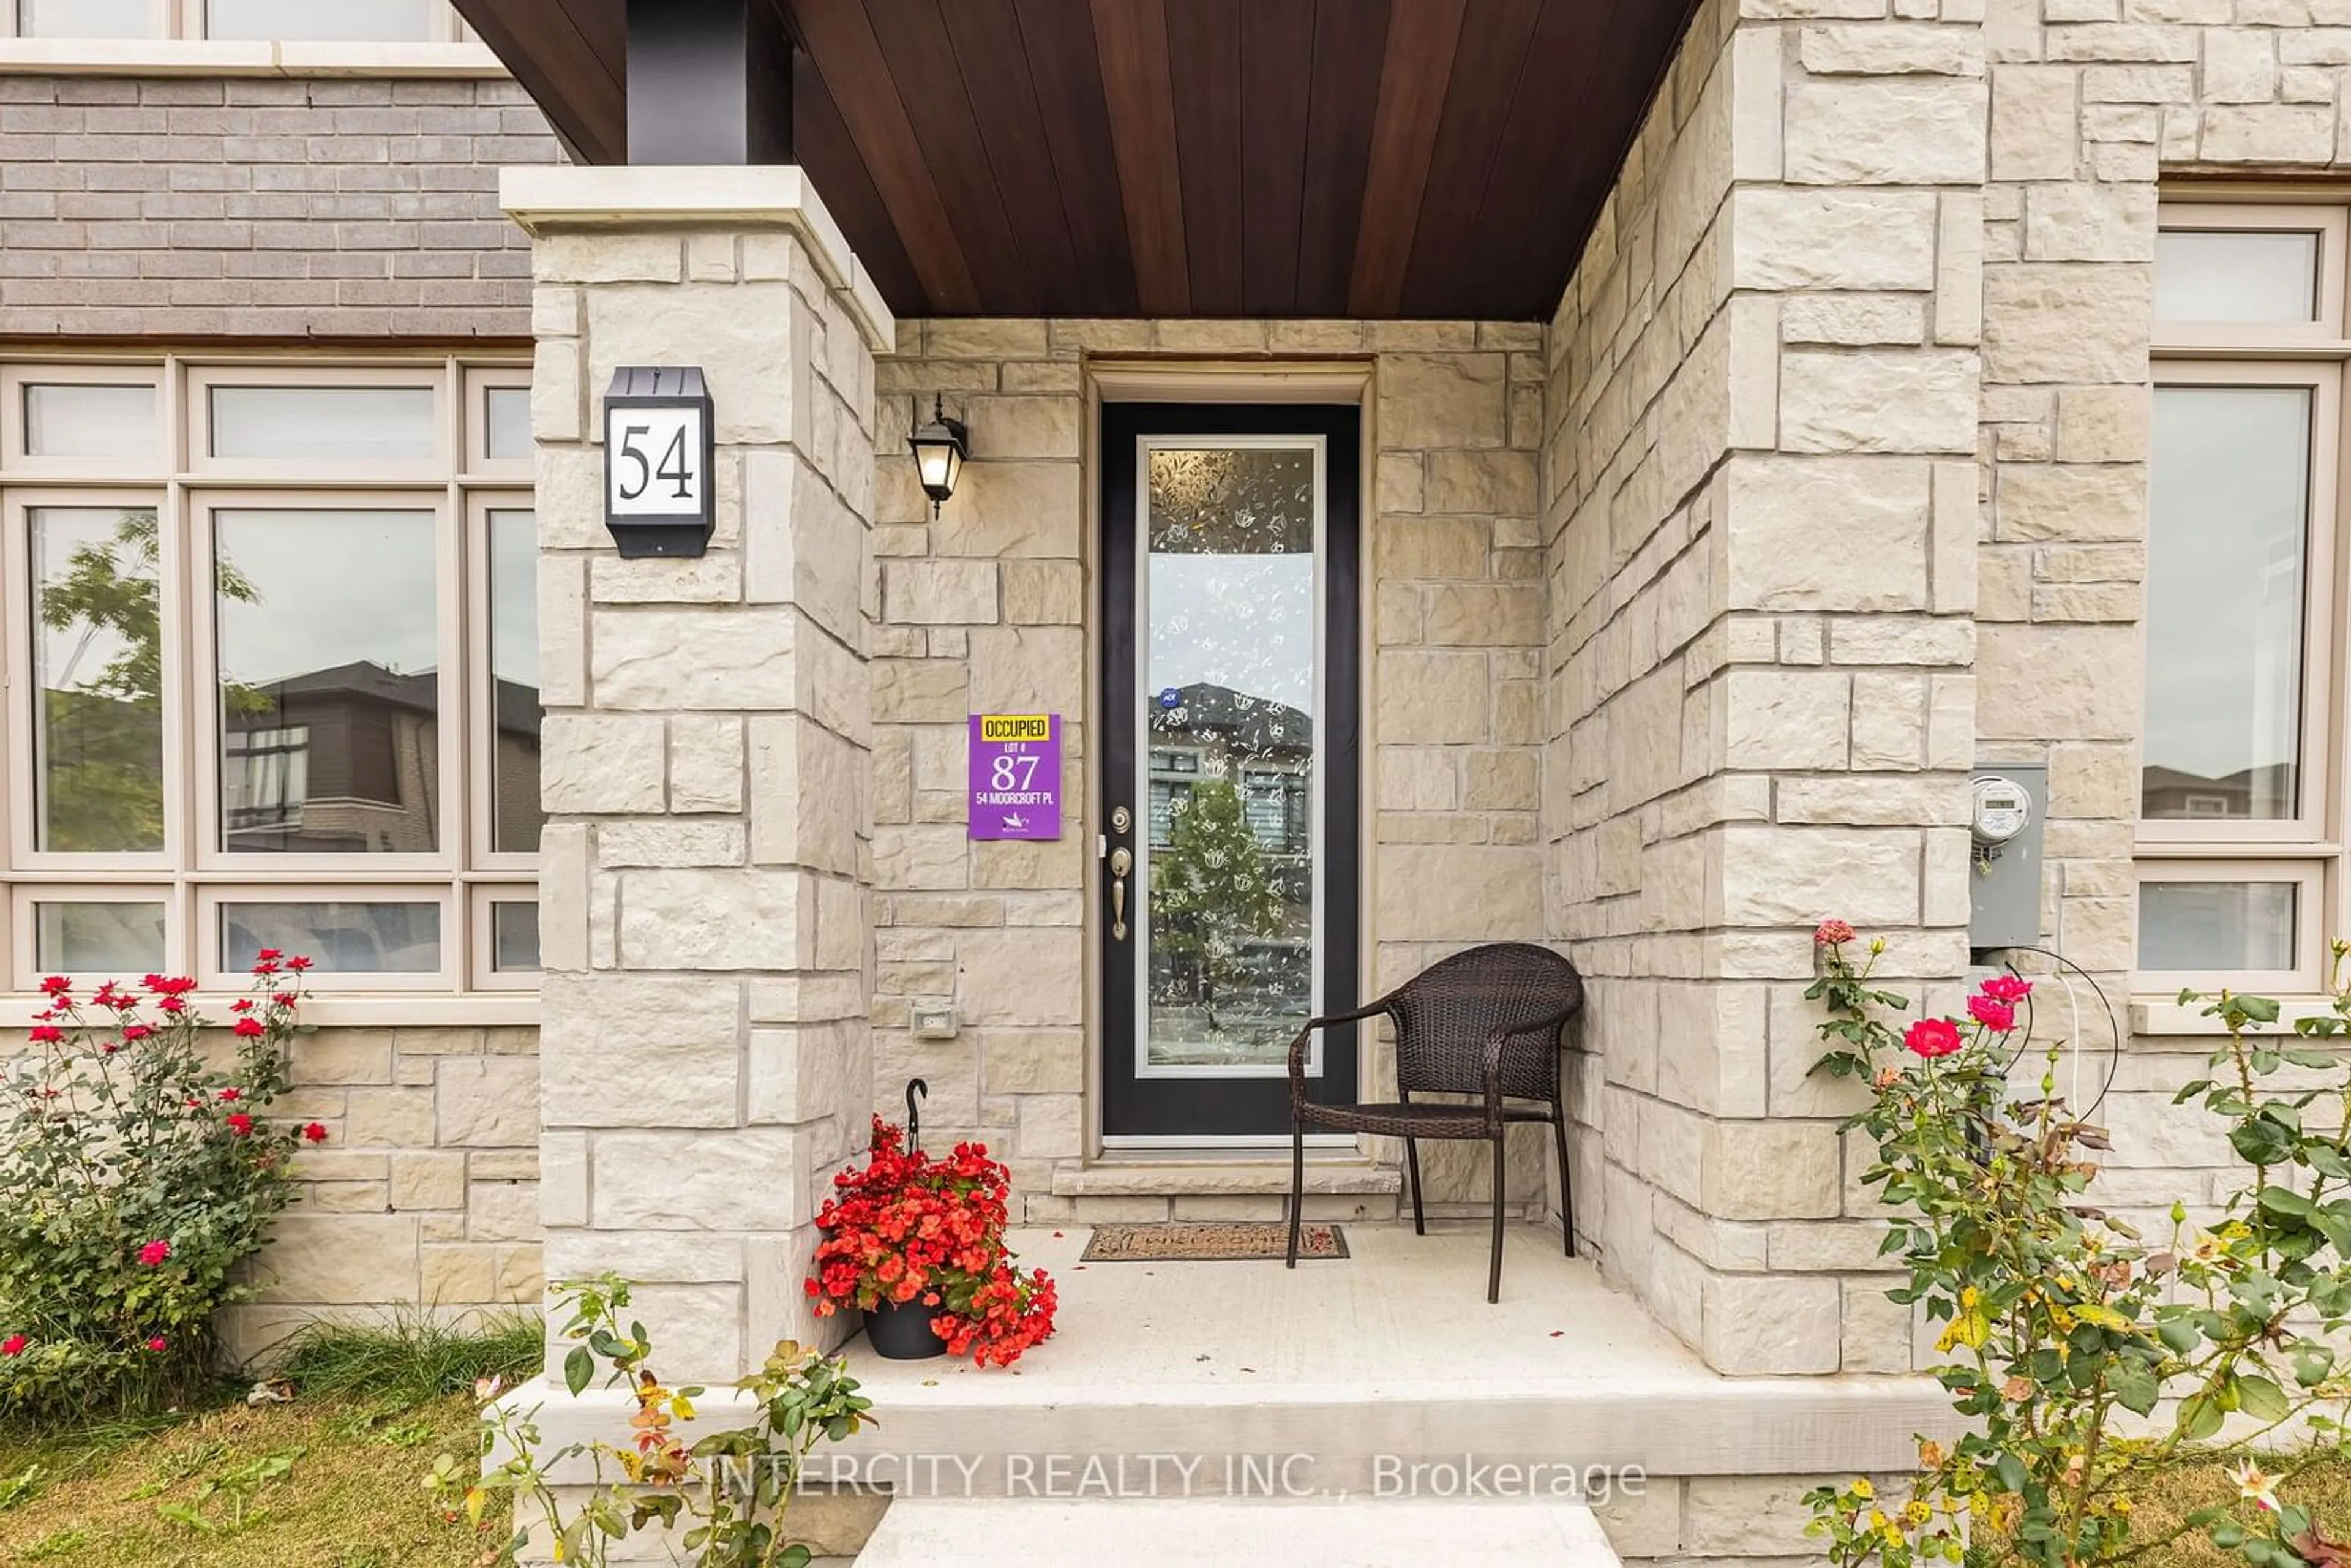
[1150,777,1283,1035]
[32,509,262,852]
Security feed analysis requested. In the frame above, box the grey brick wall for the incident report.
[0,75,559,340]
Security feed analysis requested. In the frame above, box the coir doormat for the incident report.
[1079,1221,1348,1262]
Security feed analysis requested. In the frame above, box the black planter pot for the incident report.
[863,1297,948,1360]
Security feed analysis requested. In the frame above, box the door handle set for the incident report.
[1108,847,1132,940]
[1106,805,1133,941]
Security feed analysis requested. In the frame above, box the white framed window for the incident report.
[470,882,541,992]
[11,0,166,37]
[467,368,534,478]
[4,0,468,42]
[2153,204,2347,348]
[0,354,536,995]
[10,885,176,978]
[1,367,166,477]
[2141,201,2351,992]
[191,365,449,479]
[198,885,454,991]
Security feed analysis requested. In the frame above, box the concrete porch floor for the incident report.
[829,1223,1954,1493]
[844,1223,1699,1406]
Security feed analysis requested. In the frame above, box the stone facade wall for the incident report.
[0,73,555,338]
[517,170,885,1379]
[1600,1471,1906,1568]
[1542,0,2351,1382]
[869,318,1550,1216]
[223,1023,541,1363]
[1979,0,2351,1222]
[0,69,559,1362]
[1544,0,1984,1375]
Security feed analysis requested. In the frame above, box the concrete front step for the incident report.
[833,1226,1955,1491]
[851,1498,1622,1566]
[1035,1157,1406,1223]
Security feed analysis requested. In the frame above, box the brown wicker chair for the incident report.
[1284,942,1584,1302]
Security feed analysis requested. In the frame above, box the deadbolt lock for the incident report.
[1110,805,1132,834]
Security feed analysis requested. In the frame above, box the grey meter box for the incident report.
[1968,763,2045,953]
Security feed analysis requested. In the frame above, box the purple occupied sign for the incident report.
[968,713,1062,841]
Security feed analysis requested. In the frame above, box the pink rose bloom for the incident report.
[1,1334,24,1357]
[1813,919,1856,947]
[137,1239,171,1267]
[1968,995,2017,1032]
[1981,973,2032,1004]
[146,1337,167,1353]
[1904,1018,1964,1060]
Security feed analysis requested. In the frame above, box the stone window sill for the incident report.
[0,39,507,78]
[0,991,536,1029]
[2131,997,2344,1038]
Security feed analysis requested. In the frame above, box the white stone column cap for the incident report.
[500,163,896,351]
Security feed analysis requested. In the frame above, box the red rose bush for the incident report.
[0,955,315,1416]
[1803,921,2351,1568]
[806,1117,1056,1367]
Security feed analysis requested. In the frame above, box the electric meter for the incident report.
[1970,775,2031,847]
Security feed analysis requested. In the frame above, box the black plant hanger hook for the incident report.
[904,1078,928,1155]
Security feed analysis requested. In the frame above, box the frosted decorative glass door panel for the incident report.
[1141,445,1319,1071]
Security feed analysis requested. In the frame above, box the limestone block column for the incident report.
[503,167,893,1379]
[1700,4,1985,1376]
[1545,0,1982,1378]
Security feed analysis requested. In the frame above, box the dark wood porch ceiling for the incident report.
[452,0,1699,321]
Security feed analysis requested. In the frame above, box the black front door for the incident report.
[1100,403,1362,1140]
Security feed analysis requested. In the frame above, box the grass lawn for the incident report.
[0,1392,500,1567]
[0,1312,536,1567]
[2115,1454,2351,1567]
[7,1350,2349,1568]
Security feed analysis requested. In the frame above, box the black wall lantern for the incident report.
[907,394,969,519]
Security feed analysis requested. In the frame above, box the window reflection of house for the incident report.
[1146,680,1313,1016]
[1146,746,1202,846]
[219,660,541,854]
[223,724,310,830]
[2141,762,2297,822]
[222,899,443,975]
[1241,763,1308,855]
[490,675,545,853]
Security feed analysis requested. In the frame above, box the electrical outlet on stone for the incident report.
[912,1007,958,1041]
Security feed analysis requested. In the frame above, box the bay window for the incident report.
[0,356,536,995]
[2140,203,2350,992]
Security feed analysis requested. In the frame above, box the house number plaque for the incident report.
[602,366,715,558]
